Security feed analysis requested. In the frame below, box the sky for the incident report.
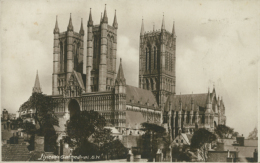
[1,0,259,137]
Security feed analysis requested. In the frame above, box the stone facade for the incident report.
[25,5,227,141]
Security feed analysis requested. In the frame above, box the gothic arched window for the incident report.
[154,47,157,69]
[73,41,79,71]
[151,79,154,91]
[146,48,149,71]
[60,42,64,72]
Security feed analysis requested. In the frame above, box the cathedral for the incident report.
[23,5,226,139]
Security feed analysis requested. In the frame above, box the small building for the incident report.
[172,133,192,146]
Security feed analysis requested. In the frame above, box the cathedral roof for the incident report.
[126,85,158,108]
[165,93,210,112]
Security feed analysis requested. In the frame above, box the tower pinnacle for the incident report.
[67,13,74,31]
[100,12,103,23]
[140,18,144,36]
[102,4,108,23]
[33,70,42,93]
[79,18,84,35]
[116,58,126,85]
[53,15,59,34]
[206,87,211,104]
[172,21,176,37]
[88,8,93,27]
[113,10,118,29]
[161,13,165,30]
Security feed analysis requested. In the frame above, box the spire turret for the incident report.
[206,87,211,104]
[79,18,84,35]
[33,70,42,93]
[140,18,144,36]
[172,21,176,37]
[53,15,59,34]
[212,83,216,94]
[67,13,74,31]
[100,12,103,23]
[102,4,108,23]
[115,58,126,85]
[113,10,118,29]
[191,92,194,104]
[161,13,165,30]
[88,8,93,27]
[153,22,155,32]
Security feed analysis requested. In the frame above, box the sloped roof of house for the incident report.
[126,85,158,108]
[104,127,121,135]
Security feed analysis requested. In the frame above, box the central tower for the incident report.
[139,16,176,110]
[86,6,118,92]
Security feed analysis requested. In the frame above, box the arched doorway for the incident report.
[68,99,80,119]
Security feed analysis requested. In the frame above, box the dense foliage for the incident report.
[214,124,235,139]
[19,92,59,152]
[190,128,216,161]
[248,127,258,140]
[140,122,166,161]
[64,110,127,160]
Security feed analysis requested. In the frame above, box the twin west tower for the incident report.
[53,6,118,96]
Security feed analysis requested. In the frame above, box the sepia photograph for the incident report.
[1,0,259,162]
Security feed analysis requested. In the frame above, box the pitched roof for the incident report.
[2,143,31,161]
[104,127,120,134]
[126,85,158,107]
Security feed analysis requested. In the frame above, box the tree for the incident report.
[232,131,239,138]
[65,110,106,148]
[190,128,216,161]
[215,124,234,139]
[248,127,258,140]
[110,139,128,159]
[64,110,117,160]
[172,145,192,162]
[20,92,59,152]
[140,122,166,161]
[94,128,115,159]
[20,92,59,135]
